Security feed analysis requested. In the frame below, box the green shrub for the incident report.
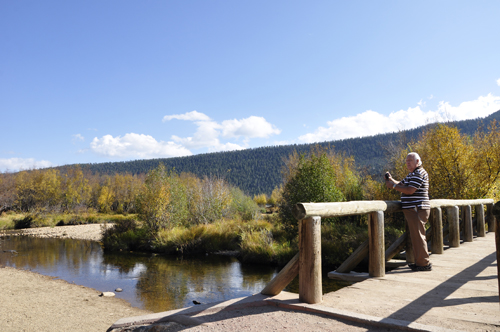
[230,187,260,221]
[101,219,148,252]
[278,152,345,238]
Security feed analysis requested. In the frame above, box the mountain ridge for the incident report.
[60,110,500,196]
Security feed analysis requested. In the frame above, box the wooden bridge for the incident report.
[260,198,500,330]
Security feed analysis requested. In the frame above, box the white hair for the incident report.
[407,152,422,167]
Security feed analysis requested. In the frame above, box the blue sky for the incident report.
[1,1,500,172]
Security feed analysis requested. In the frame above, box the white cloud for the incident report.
[162,110,211,122]
[221,116,281,138]
[208,142,246,152]
[163,111,281,152]
[497,78,500,86]
[90,133,192,159]
[0,158,53,172]
[299,94,500,143]
[72,134,84,144]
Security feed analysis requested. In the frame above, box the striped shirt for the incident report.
[400,166,430,209]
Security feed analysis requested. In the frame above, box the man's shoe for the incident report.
[411,263,432,271]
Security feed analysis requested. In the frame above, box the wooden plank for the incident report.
[327,271,370,282]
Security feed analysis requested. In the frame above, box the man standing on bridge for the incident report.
[385,152,432,272]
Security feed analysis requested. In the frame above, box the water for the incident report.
[0,235,349,312]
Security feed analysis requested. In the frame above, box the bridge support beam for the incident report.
[431,207,443,254]
[463,205,473,242]
[447,206,460,247]
[368,211,385,277]
[486,203,496,233]
[491,202,500,305]
[476,204,485,237]
[299,216,322,304]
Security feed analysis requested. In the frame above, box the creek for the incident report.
[0,235,349,312]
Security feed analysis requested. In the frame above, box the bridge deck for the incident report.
[322,232,499,331]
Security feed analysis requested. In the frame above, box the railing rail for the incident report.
[262,198,498,305]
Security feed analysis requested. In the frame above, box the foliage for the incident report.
[15,169,62,212]
[278,149,347,237]
[185,175,232,225]
[229,187,261,221]
[387,122,500,200]
[101,219,149,252]
[136,164,175,233]
[253,193,267,206]
[152,220,241,255]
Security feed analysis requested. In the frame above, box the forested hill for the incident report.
[66,110,500,196]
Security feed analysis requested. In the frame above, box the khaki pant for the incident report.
[403,207,430,267]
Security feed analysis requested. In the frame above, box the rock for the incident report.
[100,292,115,297]
[115,288,123,292]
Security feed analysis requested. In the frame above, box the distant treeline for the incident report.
[58,110,500,196]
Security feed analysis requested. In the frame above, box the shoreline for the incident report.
[0,223,113,242]
[0,224,153,332]
[0,266,152,332]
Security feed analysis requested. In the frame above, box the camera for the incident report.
[384,172,390,180]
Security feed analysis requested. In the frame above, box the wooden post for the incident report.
[261,253,299,296]
[299,216,322,304]
[491,202,500,305]
[486,203,496,233]
[431,207,443,254]
[476,204,485,237]
[368,211,384,277]
[447,206,460,247]
[463,205,473,242]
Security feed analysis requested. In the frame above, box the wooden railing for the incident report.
[261,198,498,304]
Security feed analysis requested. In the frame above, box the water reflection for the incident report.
[0,236,277,312]
[0,236,349,312]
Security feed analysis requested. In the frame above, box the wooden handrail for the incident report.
[293,199,494,220]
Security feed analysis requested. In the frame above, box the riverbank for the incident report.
[0,266,152,332]
[1,223,112,241]
[0,225,151,331]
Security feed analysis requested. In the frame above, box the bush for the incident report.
[101,219,148,252]
[278,152,345,238]
[230,187,261,221]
